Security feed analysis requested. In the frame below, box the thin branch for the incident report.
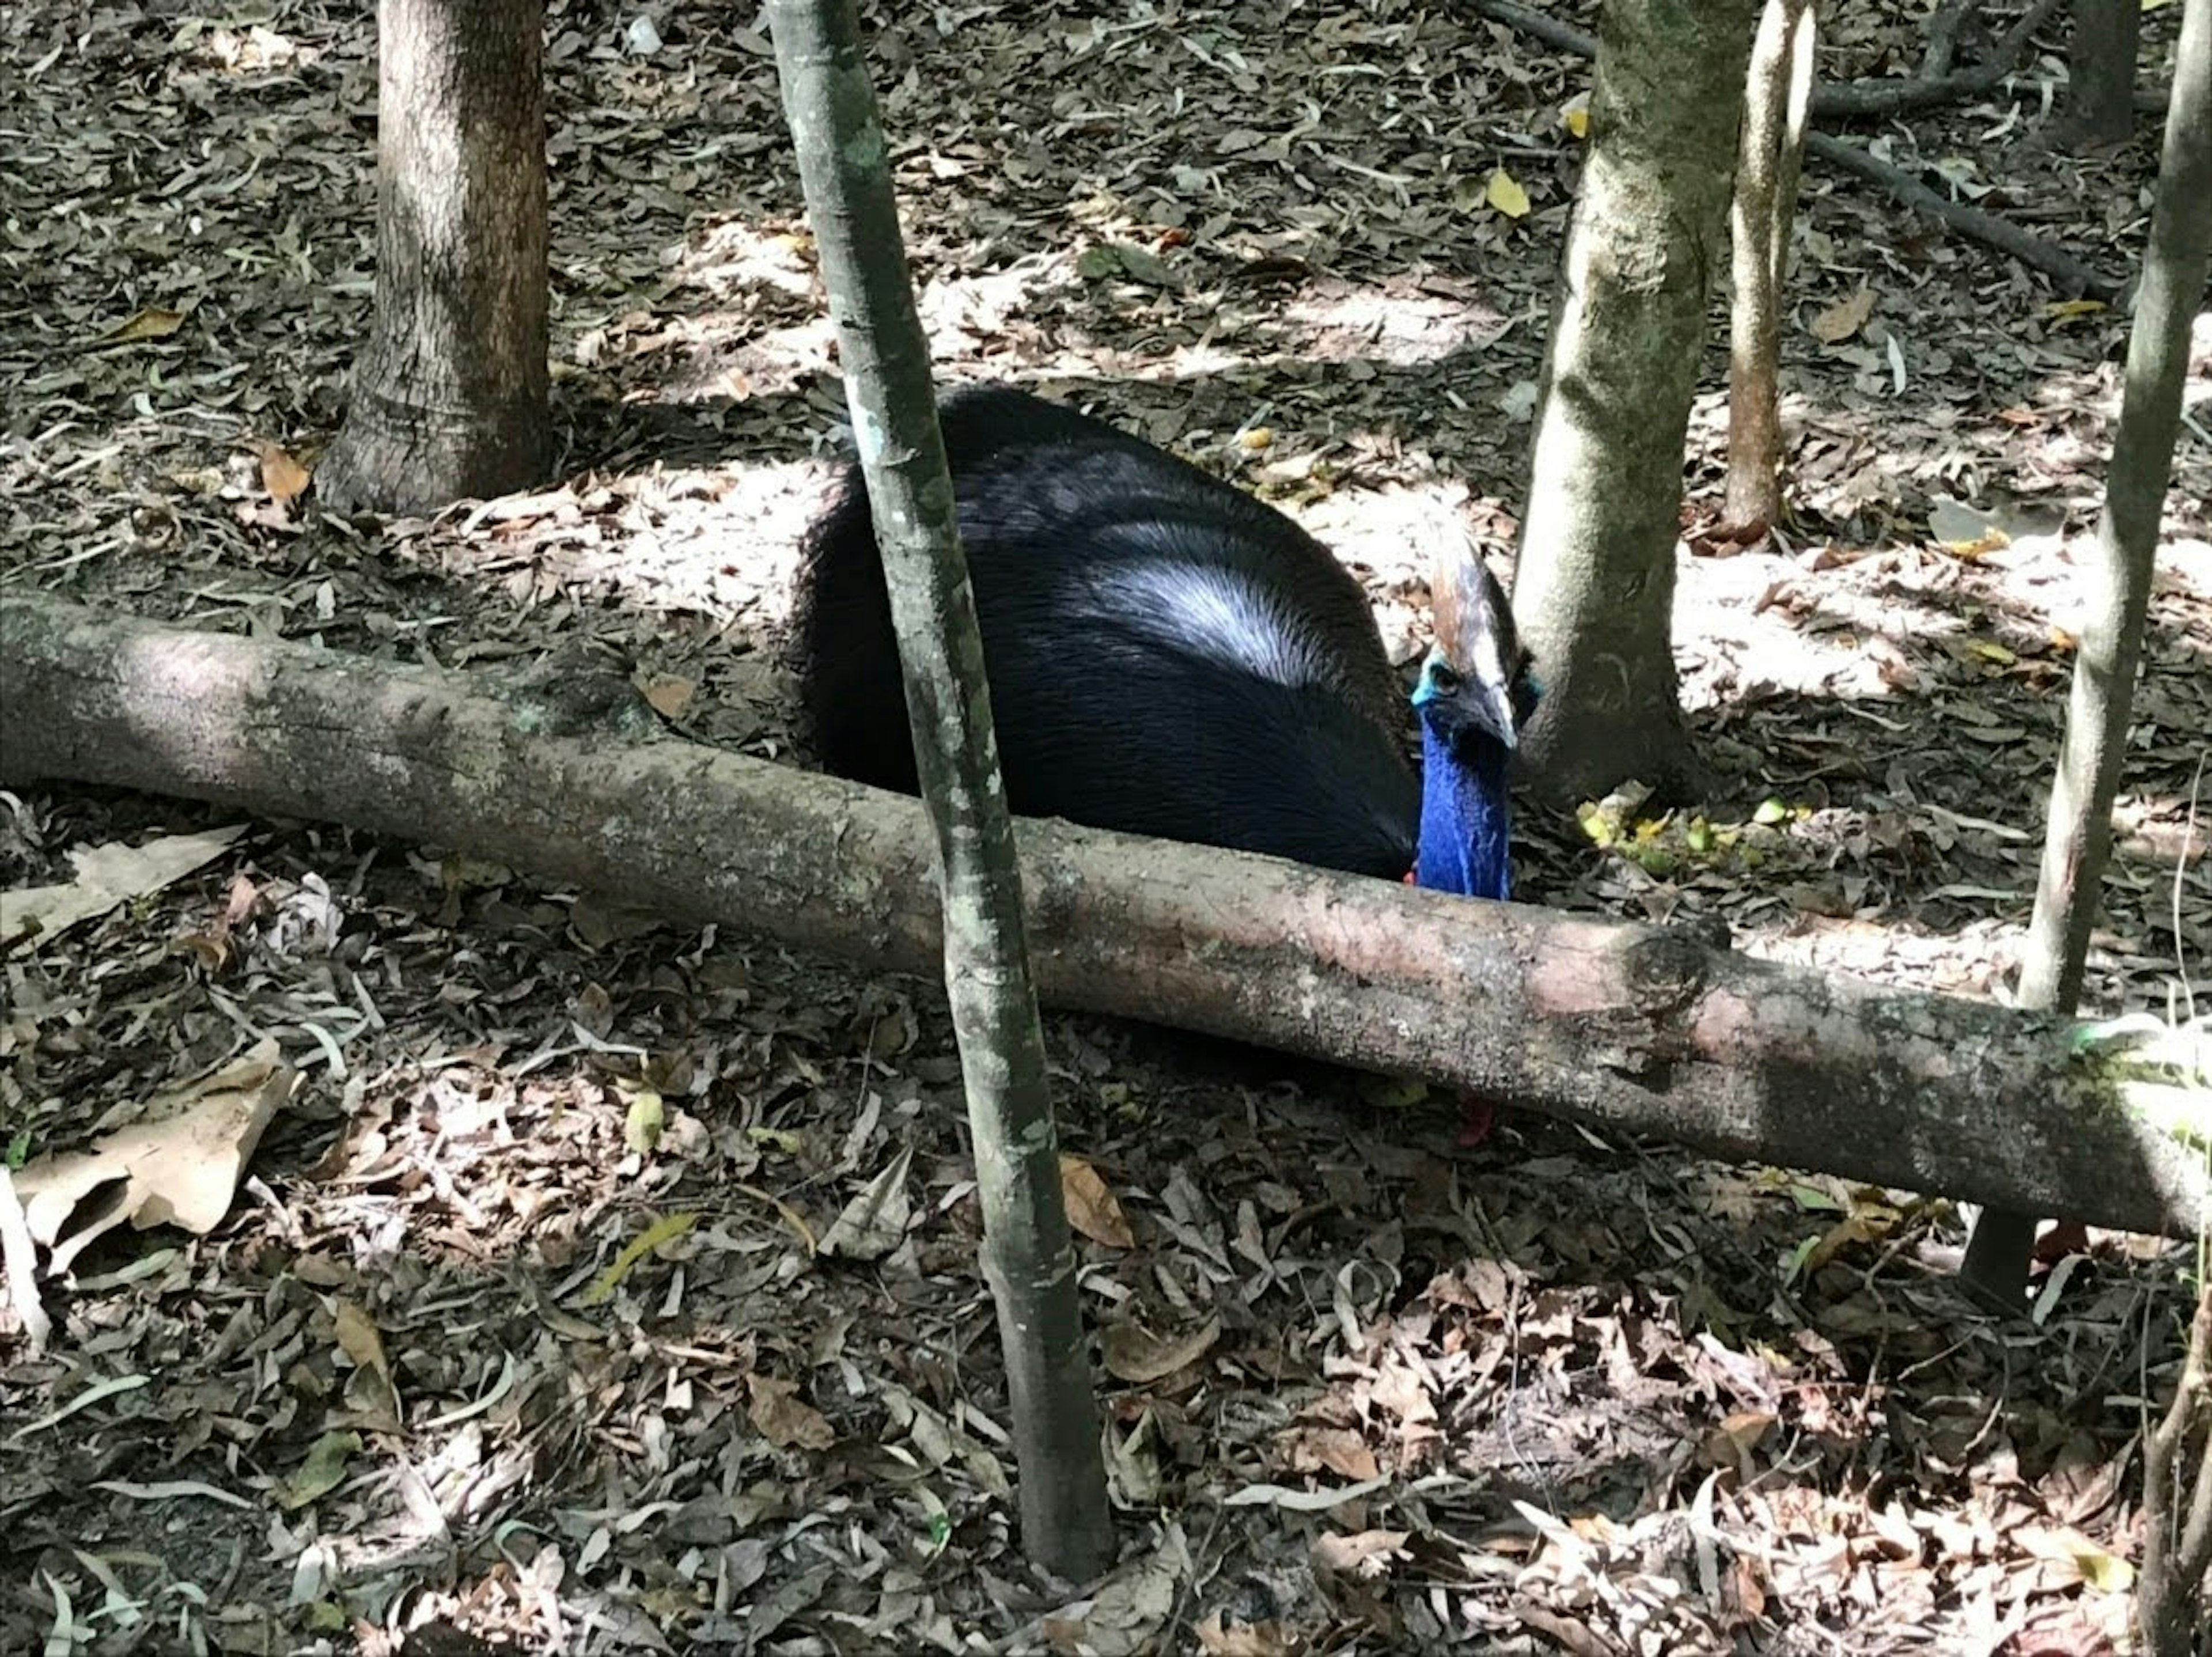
[1467,0,2118,297]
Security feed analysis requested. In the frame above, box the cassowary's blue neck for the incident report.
[1413,724,1512,900]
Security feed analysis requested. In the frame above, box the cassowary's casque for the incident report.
[794,385,1535,899]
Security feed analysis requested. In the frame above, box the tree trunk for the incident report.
[318,0,552,517]
[1723,0,1816,537]
[2061,0,2143,151]
[764,0,1111,1580]
[1514,0,1760,807]
[5,598,2209,1241]
[1967,0,2212,1314]
[2138,1284,2212,1657]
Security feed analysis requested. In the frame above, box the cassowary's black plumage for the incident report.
[794,385,1531,894]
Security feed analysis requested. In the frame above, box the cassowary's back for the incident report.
[796,386,1419,878]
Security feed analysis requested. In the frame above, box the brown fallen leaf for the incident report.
[747,1374,835,1451]
[13,1039,294,1276]
[92,305,186,347]
[640,674,697,719]
[1101,1313,1220,1384]
[247,438,311,506]
[1060,1154,1134,1249]
[1811,284,1874,344]
[818,1146,912,1260]
[3,825,248,952]
[334,1298,402,1430]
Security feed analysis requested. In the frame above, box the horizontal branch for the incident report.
[1467,0,2118,298]
[3,596,2203,1236]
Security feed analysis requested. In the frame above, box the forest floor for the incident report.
[3,1,2210,1653]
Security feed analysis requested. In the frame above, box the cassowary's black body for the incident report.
[797,387,1423,878]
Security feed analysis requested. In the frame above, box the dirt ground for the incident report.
[2,1,2209,1653]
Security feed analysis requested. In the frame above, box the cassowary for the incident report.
[793,385,1535,900]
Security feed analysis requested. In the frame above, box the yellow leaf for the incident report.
[2049,625,2078,653]
[1238,426,1274,452]
[2043,297,2108,321]
[2021,1523,2135,1592]
[1966,640,2017,665]
[96,306,186,346]
[1560,94,1590,139]
[579,1211,698,1306]
[734,1181,817,1253]
[1484,167,1531,218]
[331,1299,389,1382]
[1060,1155,1134,1249]
[622,1083,664,1154]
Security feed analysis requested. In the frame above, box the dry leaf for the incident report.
[93,305,186,346]
[1101,1313,1220,1383]
[334,1298,402,1430]
[1810,285,1874,344]
[1484,166,1531,218]
[248,439,310,505]
[1195,1609,1297,1656]
[3,825,248,951]
[13,1040,293,1275]
[641,674,696,719]
[747,1374,835,1451]
[1311,1527,1410,1581]
[819,1145,912,1260]
[1060,1154,1134,1248]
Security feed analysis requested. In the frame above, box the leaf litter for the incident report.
[1,0,2209,1652]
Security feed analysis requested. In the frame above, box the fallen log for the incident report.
[3,594,2204,1236]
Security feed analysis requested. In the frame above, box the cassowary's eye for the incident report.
[1426,661,1461,695]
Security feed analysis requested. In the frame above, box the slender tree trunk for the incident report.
[319,0,552,516]
[1514,0,1760,807]
[1723,0,1816,536]
[2138,1285,2212,1657]
[764,0,1112,1580]
[1964,0,2212,1311]
[2060,0,2143,150]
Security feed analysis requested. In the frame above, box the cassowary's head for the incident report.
[1408,545,1536,900]
[1411,547,1536,757]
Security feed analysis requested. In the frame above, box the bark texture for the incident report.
[2061,0,2143,150]
[1724,0,1816,535]
[5,597,2208,1241]
[319,0,552,516]
[1514,0,1760,806]
[766,0,1109,1578]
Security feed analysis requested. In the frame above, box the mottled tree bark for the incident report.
[6,598,2210,1242]
[1514,0,1760,806]
[1965,0,2212,1314]
[319,0,551,515]
[1723,0,1816,537]
[764,0,1110,1580]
